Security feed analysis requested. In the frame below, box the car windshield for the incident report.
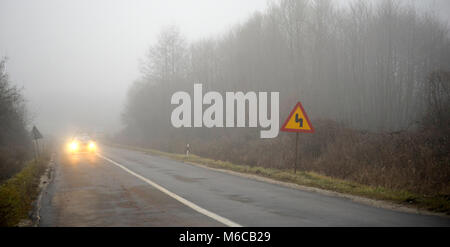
[75,135,91,142]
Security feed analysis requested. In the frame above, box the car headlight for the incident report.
[69,141,78,151]
[88,142,96,150]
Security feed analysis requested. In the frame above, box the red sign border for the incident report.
[280,102,315,133]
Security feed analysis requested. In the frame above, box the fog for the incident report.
[0,0,449,137]
[0,0,269,135]
[2,0,450,222]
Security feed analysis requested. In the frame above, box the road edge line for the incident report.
[32,153,55,227]
[118,144,450,218]
[97,153,242,227]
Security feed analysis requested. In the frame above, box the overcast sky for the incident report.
[0,0,449,136]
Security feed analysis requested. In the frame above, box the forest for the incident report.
[118,0,450,198]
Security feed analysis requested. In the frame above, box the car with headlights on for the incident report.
[68,134,97,154]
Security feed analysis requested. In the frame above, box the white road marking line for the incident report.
[96,153,242,227]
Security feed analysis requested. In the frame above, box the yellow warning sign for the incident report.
[280,102,314,133]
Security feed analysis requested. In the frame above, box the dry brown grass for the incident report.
[115,118,449,213]
[122,119,449,198]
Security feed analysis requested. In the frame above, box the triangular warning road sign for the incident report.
[32,126,43,140]
[280,102,314,133]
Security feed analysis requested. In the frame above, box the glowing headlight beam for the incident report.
[69,141,78,151]
[88,142,96,150]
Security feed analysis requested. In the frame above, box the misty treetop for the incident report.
[0,58,29,147]
[122,0,450,144]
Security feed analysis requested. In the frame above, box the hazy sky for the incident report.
[0,0,270,135]
[0,0,448,136]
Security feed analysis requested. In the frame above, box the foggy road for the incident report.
[40,145,450,227]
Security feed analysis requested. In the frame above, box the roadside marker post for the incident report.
[280,102,314,173]
[185,143,191,158]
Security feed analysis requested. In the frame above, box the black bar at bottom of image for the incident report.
[2,227,447,246]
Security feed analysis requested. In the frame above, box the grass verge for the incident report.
[109,143,449,215]
[0,155,49,226]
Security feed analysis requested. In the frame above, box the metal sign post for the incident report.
[294,132,299,173]
[31,126,43,160]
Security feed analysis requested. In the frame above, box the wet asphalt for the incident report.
[39,145,450,226]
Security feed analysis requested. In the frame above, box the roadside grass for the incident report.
[109,143,450,214]
[0,155,49,226]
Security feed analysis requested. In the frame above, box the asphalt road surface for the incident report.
[39,145,450,226]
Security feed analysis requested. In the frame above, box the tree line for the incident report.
[0,58,32,182]
[120,0,450,149]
